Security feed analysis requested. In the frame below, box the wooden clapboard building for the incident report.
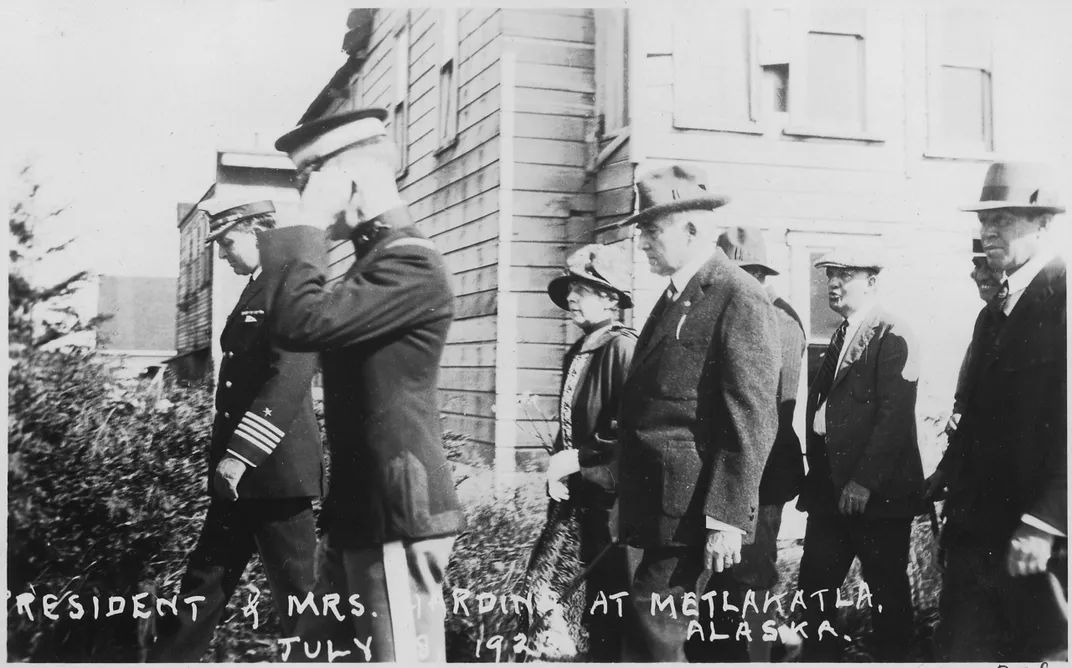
[283,6,1069,474]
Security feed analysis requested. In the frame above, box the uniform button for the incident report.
[226,351,234,358]
[224,412,231,419]
[225,381,232,388]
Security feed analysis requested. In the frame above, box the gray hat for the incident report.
[960,161,1065,214]
[618,164,729,229]
[717,227,779,276]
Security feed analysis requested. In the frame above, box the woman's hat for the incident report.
[547,244,633,310]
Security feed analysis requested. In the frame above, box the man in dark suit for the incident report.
[717,227,806,662]
[616,165,781,662]
[928,162,1067,661]
[258,108,465,663]
[796,247,924,662]
[149,197,325,662]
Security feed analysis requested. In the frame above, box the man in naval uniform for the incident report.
[258,109,465,663]
[148,196,325,662]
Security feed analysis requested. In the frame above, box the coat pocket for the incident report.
[661,440,703,517]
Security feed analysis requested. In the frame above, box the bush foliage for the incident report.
[7,348,945,662]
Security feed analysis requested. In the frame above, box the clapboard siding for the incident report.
[318,9,504,446]
[499,9,599,455]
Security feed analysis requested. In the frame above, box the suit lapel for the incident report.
[830,308,881,392]
[629,254,718,375]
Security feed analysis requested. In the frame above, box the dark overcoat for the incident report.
[618,250,781,548]
[758,297,807,506]
[939,257,1067,543]
[210,272,325,499]
[257,219,466,548]
[554,323,637,551]
[799,306,924,518]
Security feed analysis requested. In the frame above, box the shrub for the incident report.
[6,349,280,662]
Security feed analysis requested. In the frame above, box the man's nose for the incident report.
[217,245,226,260]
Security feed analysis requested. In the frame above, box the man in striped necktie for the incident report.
[796,247,924,662]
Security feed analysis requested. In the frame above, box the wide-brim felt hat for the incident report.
[275,107,389,161]
[548,244,633,310]
[717,226,779,276]
[619,164,729,229]
[960,161,1065,213]
[814,247,885,272]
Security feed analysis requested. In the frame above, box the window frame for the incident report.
[435,8,461,155]
[923,10,996,161]
[595,8,631,140]
[783,9,885,143]
[392,13,411,179]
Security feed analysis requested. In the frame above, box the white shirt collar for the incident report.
[669,247,716,295]
[1005,247,1055,297]
[250,266,262,282]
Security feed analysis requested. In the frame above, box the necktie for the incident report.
[636,284,678,350]
[989,280,1010,319]
[813,320,849,407]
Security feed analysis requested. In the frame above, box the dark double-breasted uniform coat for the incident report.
[211,273,325,499]
[257,220,466,548]
[149,269,325,663]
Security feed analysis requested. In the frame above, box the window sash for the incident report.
[393,15,411,177]
[924,10,995,156]
[436,9,460,150]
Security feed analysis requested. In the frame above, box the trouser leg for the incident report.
[737,503,784,662]
[293,534,455,663]
[796,511,856,662]
[853,517,913,661]
[251,497,318,638]
[148,500,256,663]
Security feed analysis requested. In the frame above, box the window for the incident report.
[926,10,994,156]
[436,8,460,151]
[672,8,758,133]
[595,9,630,137]
[672,8,882,140]
[392,15,411,178]
[785,9,881,140]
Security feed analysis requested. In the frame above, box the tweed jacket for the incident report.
[939,256,1067,543]
[210,272,325,499]
[258,216,466,548]
[618,249,781,548]
[799,306,924,518]
[758,296,807,506]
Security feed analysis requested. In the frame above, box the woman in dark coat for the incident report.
[521,244,636,662]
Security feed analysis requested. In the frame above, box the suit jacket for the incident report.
[939,256,1067,543]
[759,296,807,506]
[553,323,636,553]
[210,272,325,499]
[618,250,781,548]
[258,216,466,548]
[799,306,924,518]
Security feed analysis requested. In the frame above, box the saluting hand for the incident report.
[214,457,248,502]
[839,480,871,516]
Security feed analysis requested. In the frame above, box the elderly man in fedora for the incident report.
[148,196,324,662]
[616,165,781,662]
[929,162,1067,662]
[255,108,465,662]
[796,247,924,662]
[717,227,806,662]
